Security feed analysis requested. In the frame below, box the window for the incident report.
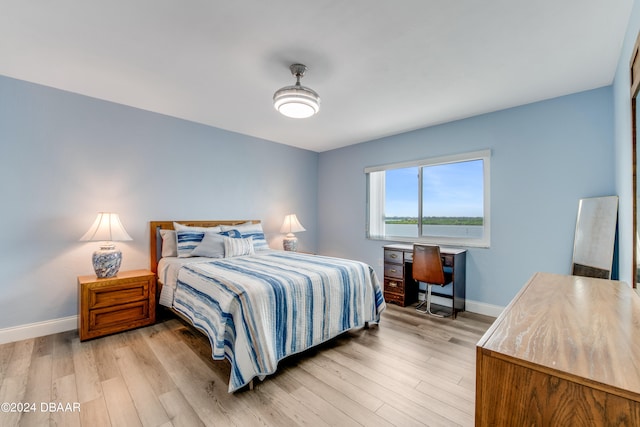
[365,150,490,247]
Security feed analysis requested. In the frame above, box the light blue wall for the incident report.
[318,87,615,308]
[0,75,318,330]
[613,0,640,287]
[0,26,628,330]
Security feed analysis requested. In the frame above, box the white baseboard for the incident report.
[464,300,504,318]
[430,295,504,318]
[0,315,78,345]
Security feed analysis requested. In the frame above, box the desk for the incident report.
[382,244,466,316]
[476,272,640,425]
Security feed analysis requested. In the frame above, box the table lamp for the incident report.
[80,212,132,278]
[280,214,306,251]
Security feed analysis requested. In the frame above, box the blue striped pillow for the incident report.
[176,230,205,258]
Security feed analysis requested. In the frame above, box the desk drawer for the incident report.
[407,252,451,267]
[384,264,403,279]
[442,254,454,267]
[384,292,406,306]
[384,250,403,263]
[384,278,404,294]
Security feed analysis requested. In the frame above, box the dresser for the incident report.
[78,269,156,341]
[476,272,640,425]
[382,244,466,314]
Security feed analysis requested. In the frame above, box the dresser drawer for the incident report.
[384,250,403,263]
[384,263,403,279]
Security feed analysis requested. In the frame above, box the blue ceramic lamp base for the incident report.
[283,236,298,252]
[92,243,122,278]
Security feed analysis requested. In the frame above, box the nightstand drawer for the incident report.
[90,301,150,330]
[88,280,150,309]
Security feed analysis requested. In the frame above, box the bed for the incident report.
[149,220,386,392]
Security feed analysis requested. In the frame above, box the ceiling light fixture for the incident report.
[273,64,320,119]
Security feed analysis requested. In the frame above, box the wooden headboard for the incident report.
[149,220,261,274]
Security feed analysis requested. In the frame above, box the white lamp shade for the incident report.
[80,212,133,242]
[280,214,306,234]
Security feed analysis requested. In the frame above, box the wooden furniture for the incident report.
[476,272,640,426]
[383,243,466,315]
[383,244,418,306]
[78,269,156,341]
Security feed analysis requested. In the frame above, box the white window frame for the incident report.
[365,149,491,248]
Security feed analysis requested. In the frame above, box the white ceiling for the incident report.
[0,0,633,152]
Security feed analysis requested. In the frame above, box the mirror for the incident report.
[631,31,640,287]
[636,101,639,285]
[572,196,618,279]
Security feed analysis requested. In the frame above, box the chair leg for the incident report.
[415,293,428,313]
[415,280,427,312]
[425,284,445,318]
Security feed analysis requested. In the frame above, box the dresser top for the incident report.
[478,272,640,398]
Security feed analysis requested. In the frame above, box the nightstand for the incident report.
[78,269,156,341]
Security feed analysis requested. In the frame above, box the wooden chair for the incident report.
[412,244,453,317]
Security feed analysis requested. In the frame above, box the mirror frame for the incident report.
[630,31,640,288]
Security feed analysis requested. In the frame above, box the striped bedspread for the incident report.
[171,251,386,392]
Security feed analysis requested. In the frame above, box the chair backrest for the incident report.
[412,244,446,285]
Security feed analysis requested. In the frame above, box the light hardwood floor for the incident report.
[0,304,495,427]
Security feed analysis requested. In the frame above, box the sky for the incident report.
[385,159,484,217]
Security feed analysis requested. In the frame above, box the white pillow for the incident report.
[173,222,222,233]
[224,236,255,257]
[191,232,226,258]
[159,229,178,257]
[220,222,269,251]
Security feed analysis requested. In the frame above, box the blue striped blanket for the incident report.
[172,251,385,392]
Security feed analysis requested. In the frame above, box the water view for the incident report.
[385,223,483,238]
